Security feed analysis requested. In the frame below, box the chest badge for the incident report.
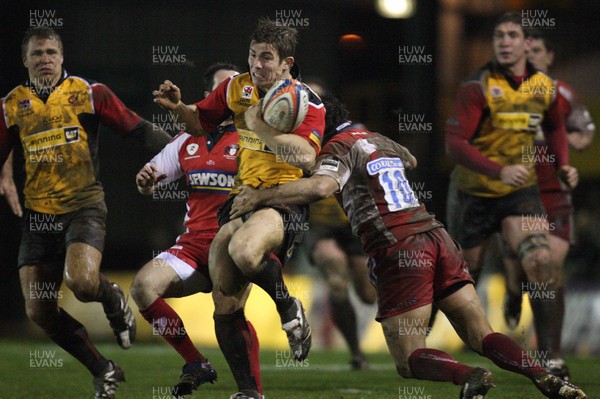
[187,143,199,155]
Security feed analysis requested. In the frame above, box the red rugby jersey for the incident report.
[314,125,442,253]
[148,124,238,233]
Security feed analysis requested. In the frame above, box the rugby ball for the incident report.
[262,79,309,133]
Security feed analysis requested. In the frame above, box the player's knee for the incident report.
[519,234,552,282]
[25,305,57,331]
[327,274,349,299]
[130,274,152,306]
[229,241,261,275]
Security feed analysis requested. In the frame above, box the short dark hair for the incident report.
[250,17,298,60]
[493,12,524,34]
[22,27,63,58]
[525,30,554,53]
[322,94,350,143]
[202,62,242,92]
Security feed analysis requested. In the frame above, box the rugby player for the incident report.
[501,31,595,380]
[152,18,325,399]
[131,63,262,397]
[0,28,171,399]
[229,95,587,399]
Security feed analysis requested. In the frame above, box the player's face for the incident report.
[526,38,553,73]
[23,36,63,87]
[248,42,293,91]
[493,22,526,69]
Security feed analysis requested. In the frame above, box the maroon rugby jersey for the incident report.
[313,124,442,253]
[148,124,238,233]
[535,81,595,193]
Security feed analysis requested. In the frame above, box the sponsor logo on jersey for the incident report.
[22,126,80,152]
[18,98,32,110]
[492,112,541,132]
[64,127,79,142]
[187,143,199,155]
[319,158,339,171]
[490,86,503,97]
[242,85,254,99]
[366,157,405,175]
[187,170,235,193]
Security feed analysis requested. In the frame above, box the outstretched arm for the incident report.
[152,80,205,135]
[230,176,339,219]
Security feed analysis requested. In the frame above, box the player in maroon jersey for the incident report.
[131,63,262,397]
[0,28,172,399]
[501,31,596,380]
[229,96,587,399]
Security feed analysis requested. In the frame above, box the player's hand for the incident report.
[0,176,23,217]
[558,165,578,189]
[230,185,262,219]
[500,165,530,187]
[153,80,182,110]
[136,163,167,194]
[244,100,264,131]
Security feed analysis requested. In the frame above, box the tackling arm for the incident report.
[230,175,339,219]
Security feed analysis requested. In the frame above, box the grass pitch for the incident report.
[0,340,599,398]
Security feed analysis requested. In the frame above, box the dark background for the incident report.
[1,0,599,324]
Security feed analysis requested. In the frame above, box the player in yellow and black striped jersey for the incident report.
[444,14,583,391]
[153,18,324,399]
[0,28,171,399]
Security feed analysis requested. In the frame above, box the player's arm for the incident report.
[152,80,205,135]
[0,150,23,217]
[230,175,338,219]
[445,81,528,186]
[543,96,578,189]
[92,83,172,152]
[135,132,187,195]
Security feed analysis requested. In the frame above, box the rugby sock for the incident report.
[97,276,121,311]
[247,252,295,315]
[140,297,205,364]
[246,321,263,394]
[214,309,260,392]
[408,348,474,384]
[329,294,361,355]
[48,308,108,376]
[530,287,564,357]
[481,332,546,378]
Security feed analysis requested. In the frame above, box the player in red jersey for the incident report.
[299,78,376,370]
[501,31,596,380]
[131,63,261,397]
[153,18,325,399]
[0,28,172,399]
[230,95,587,399]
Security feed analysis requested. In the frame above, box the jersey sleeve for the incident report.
[445,81,504,177]
[292,98,325,153]
[542,96,569,168]
[313,139,351,191]
[195,77,233,133]
[148,132,187,185]
[91,83,142,134]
